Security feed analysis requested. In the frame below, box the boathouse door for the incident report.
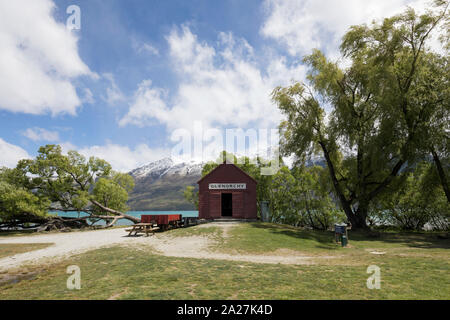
[221,193,233,217]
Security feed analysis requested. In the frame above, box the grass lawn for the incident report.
[224,223,450,253]
[0,223,448,300]
[0,243,53,259]
[166,226,224,243]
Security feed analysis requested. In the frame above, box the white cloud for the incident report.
[102,73,126,106]
[82,88,95,104]
[61,142,171,172]
[132,39,159,55]
[261,0,429,59]
[119,80,168,127]
[0,138,30,168]
[22,127,60,142]
[120,26,306,131]
[0,0,94,115]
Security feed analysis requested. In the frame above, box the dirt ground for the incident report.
[0,222,334,272]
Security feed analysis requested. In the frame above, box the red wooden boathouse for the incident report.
[197,163,257,220]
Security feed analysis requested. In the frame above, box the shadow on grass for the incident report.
[350,231,450,249]
[249,223,338,249]
[250,223,450,250]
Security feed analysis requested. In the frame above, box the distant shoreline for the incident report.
[50,211,199,226]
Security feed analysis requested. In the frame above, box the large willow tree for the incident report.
[272,1,449,229]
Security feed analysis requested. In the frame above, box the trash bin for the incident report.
[341,235,348,247]
[260,201,270,222]
[335,223,348,246]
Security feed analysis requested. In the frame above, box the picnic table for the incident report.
[125,223,159,237]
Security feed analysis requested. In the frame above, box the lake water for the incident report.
[52,211,199,226]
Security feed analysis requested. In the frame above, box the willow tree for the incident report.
[14,145,139,228]
[411,52,449,202]
[272,2,449,229]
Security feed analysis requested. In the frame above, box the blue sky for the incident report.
[0,0,426,171]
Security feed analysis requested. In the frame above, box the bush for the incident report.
[297,208,347,230]
[267,166,344,230]
[370,162,449,231]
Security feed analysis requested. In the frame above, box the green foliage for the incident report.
[0,178,49,222]
[295,166,346,230]
[15,145,112,212]
[182,186,199,209]
[267,166,299,225]
[268,166,345,230]
[0,144,136,226]
[92,172,135,214]
[272,2,449,228]
[371,163,449,231]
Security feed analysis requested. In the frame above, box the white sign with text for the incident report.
[209,183,247,190]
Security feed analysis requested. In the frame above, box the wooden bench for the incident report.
[125,223,160,237]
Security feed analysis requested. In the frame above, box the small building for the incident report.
[197,163,257,220]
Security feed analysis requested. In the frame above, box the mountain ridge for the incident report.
[127,158,202,211]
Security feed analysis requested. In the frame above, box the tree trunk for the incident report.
[36,217,90,231]
[90,200,140,224]
[350,205,370,230]
[318,141,366,228]
[431,148,450,203]
[90,215,124,229]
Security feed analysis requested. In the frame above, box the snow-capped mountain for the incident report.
[129,157,203,180]
[127,158,203,211]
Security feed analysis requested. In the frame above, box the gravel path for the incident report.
[0,222,331,271]
[0,228,140,271]
[151,235,320,265]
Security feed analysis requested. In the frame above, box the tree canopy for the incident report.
[272,1,449,229]
[0,145,138,230]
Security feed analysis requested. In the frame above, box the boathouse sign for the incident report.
[209,183,247,190]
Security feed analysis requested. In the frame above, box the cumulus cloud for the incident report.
[119,80,168,127]
[0,0,94,115]
[0,138,31,168]
[61,142,171,172]
[120,26,306,131]
[22,127,60,142]
[261,0,428,58]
